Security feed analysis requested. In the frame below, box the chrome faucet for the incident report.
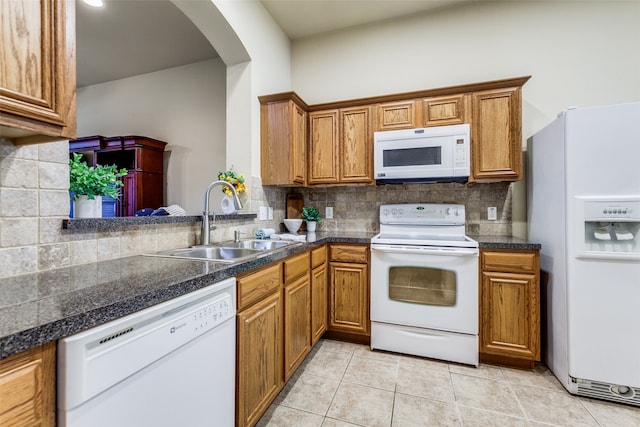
[200,180,243,246]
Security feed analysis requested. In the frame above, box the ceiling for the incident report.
[76,0,468,88]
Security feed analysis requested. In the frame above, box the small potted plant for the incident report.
[301,206,322,232]
[69,153,127,218]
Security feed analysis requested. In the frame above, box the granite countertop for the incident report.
[473,235,541,250]
[0,232,538,359]
[0,232,373,359]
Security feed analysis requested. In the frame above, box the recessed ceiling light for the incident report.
[83,0,104,7]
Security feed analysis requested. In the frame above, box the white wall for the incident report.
[290,1,640,237]
[77,59,227,215]
[211,0,292,179]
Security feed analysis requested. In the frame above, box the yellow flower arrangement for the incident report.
[218,168,247,197]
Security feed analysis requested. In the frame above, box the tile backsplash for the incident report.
[260,181,513,236]
[0,137,512,279]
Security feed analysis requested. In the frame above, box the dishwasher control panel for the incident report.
[185,294,233,334]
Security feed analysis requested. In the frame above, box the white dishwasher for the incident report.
[58,277,236,427]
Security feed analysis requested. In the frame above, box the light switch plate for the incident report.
[487,207,497,221]
[268,207,273,220]
[325,207,333,219]
[258,206,268,221]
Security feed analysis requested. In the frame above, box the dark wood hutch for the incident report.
[69,135,167,216]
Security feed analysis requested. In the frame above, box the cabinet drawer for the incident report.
[481,250,538,274]
[237,263,282,311]
[329,244,368,263]
[284,252,310,284]
[311,245,327,269]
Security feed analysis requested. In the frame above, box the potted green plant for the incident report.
[69,153,127,218]
[301,206,322,232]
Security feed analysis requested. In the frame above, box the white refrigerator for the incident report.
[528,102,640,406]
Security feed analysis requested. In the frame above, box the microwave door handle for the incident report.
[371,245,478,256]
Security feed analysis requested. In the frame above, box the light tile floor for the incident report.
[257,339,640,427]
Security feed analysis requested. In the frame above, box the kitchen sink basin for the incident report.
[144,239,300,262]
[147,246,262,263]
[219,239,297,250]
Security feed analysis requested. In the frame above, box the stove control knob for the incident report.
[383,209,388,216]
[398,209,404,215]
[391,209,397,215]
[453,208,460,216]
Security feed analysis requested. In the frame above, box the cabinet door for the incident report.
[260,98,306,186]
[0,342,55,427]
[480,271,539,360]
[0,0,76,142]
[375,100,418,131]
[471,88,522,181]
[308,110,339,184]
[329,262,369,335]
[292,103,307,185]
[422,94,469,127]
[339,106,373,183]
[237,292,283,427]
[311,263,328,345]
[284,275,311,380]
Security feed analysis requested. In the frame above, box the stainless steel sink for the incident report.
[144,239,299,262]
[220,239,297,250]
[147,246,261,263]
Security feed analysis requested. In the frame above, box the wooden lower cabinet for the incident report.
[328,244,370,336]
[480,249,540,368]
[0,342,56,427]
[284,275,311,380]
[310,261,328,345]
[236,290,283,427]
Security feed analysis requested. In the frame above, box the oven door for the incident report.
[370,244,478,334]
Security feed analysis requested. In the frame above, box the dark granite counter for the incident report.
[0,232,373,359]
[63,213,257,230]
[473,235,541,250]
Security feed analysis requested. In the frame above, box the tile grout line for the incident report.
[321,343,356,424]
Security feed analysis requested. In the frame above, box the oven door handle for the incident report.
[371,245,478,256]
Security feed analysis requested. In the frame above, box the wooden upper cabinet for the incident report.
[375,100,418,131]
[422,94,469,127]
[0,0,77,144]
[471,87,523,182]
[339,106,373,184]
[308,106,373,185]
[308,109,339,184]
[259,76,529,186]
[260,94,307,186]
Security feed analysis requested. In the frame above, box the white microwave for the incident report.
[374,124,470,183]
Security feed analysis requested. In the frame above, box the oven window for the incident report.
[388,266,456,306]
[383,146,442,167]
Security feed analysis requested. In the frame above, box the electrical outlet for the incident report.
[268,207,273,220]
[487,207,497,221]
[325,206,334,219]
[258,206,268,221]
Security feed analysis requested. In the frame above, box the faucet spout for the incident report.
[200,180,243,246]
